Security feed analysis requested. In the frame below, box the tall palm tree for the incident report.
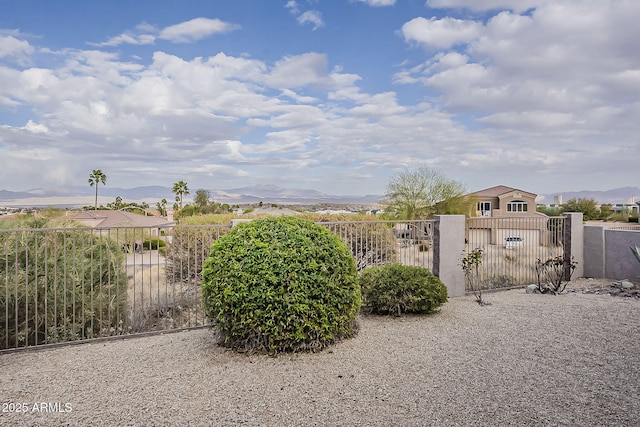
[172,180,189,210]
[88,169,107,210]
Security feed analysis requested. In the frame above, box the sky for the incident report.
[0,0,638,197]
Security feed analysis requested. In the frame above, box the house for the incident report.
[465,185,554,247]
[467,185,544,218]
[65,210,175,233]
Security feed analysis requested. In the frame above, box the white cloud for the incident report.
[267,53,331,88]
[352,0,396,6]
[159,18,240,43]
[399,1,640,119]
[427,0,547,13]
[285,1,299,14]
[0,35,35,65]
[401,17,483,49]
[0,1,638,196]
[22,120,49,133]
[296,11,325,30]
[96,32,156,47]
[92,18,240,46]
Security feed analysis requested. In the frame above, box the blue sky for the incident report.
[1,0,638,200]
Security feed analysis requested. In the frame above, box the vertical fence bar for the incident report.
[4,234,8,349]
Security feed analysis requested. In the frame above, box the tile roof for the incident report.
[468,185,537,198]
[66,210,175,229]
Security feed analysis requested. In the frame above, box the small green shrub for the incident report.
[201,216,361,354]
[359,264,447,316]
[142,238,165,250]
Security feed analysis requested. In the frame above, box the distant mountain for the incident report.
[538,187,640,205]
[3,184,638,207]
[0,184,382,206]
[3,184,639,207]
[0,189,35,199]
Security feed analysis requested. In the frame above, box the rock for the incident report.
[526,284,539,294]
[621,280,634,289]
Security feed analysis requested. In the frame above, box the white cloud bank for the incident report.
[0,1,638,197]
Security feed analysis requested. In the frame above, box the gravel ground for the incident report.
[1,279,639,426]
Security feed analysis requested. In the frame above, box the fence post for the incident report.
[562,212,584,280]
[433,215,466,297]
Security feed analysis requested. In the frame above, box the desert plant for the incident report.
[0,224,127,348]
[534,255,578,294]
[461,247,488,305]
[320,221,399,271]
[201,216,361,354]
[165,225,229,285]
[359,264,447,315]
[480,274,516,290]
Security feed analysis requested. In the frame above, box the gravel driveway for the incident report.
[1,283,639,426]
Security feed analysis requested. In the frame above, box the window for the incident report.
[477,201,491,216]
[477,201,491,211]
[507,201,528,212]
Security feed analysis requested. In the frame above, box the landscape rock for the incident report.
[621,280,634,289]
[526,284,539,294]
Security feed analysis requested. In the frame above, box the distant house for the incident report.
[66,210,175,233]
[465,185,555,247]
[467,185,545,218]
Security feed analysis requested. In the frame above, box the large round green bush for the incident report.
[359,264,448,316]
[201,216,361,354]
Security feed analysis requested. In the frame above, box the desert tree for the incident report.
[172,180,190,210]
[194,189,211,211]
[561,198,599,220]
[107,196,124,210]
[384,164,468,219]
[88,169,107,210]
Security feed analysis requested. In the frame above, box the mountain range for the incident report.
[0,184,382,207]
[0,185,638,207]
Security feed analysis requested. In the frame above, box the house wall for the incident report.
[496,192,537,217]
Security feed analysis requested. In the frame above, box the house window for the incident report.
[477,202,491,211]
[477,201,491,216]
[507,201,528,212]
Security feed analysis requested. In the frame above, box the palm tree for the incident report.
[88,169,107,210]
[156,198,168,217]
[172,180,189,210]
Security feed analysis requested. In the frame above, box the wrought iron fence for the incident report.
[319,220,434,272]
[2,217,564,351]
[465,216,565,290]
[1,224,230,351]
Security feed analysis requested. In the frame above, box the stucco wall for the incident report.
[604,229,640,280]
[583,226,605,278]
